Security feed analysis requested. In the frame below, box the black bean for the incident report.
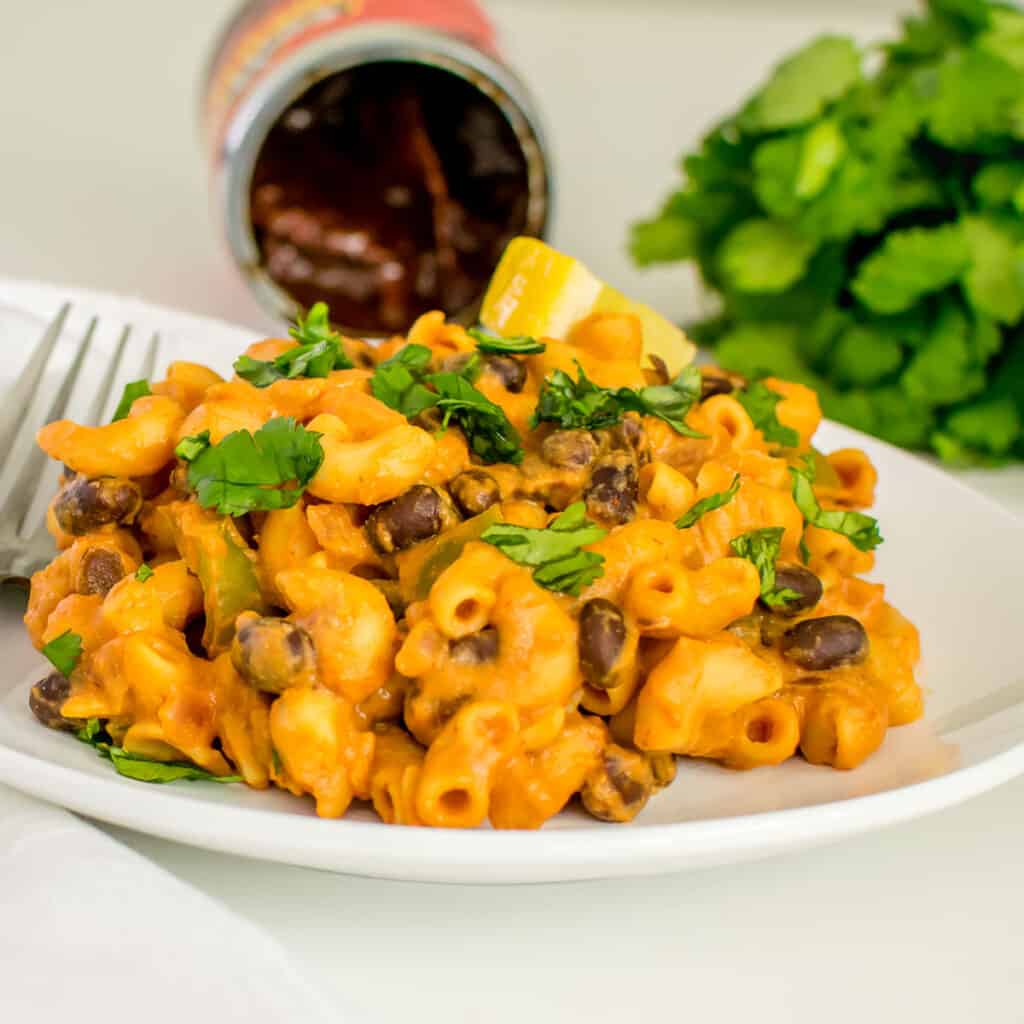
[584,452,638,524]
[231,614,317,694]
[28,672,82,732]
[365,485,459,553]
[578,599,627,689]
[52,475,143,535]
[581,745,654,823]
[541,429,600,470]
[762,565,823,616]
[449,627,499,665]
[780,615,869,671]
[448,470,501,518]
[483,355,527,393]
[700,369,746,401]
[75,548,126,597]
[607,415,647,462]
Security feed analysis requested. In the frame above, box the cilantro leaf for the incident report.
[717,218,817,294]
[235,303,352,386]
[738,36,862,132]
[531,364,623,431]
[735,381,800,447]
[111,380,151,422]
[106,749,242,784]
[900,301,985,405]
[630,214,699,267]
[42,630,83,677]
[370,344,439,418]
[961,215,1024,326]
[729,527,801,609]
[481,502,607,595]
[429,372,524,465]
[468,327,546,355]
[621,366,707,438]
[925,46,1024,149]
[532,551,607,596]
[851,224,971,314]
[289,301,350,354]
[790,466,883,551]
[135,564,154,583]
[370,346,523,463]
[531,362,705,438]
[75,718,241,784]
[175,432,210,462]
[75,717,104,744]
[178,417,324,516]
[675,474,741,529]
[234,338,351,387]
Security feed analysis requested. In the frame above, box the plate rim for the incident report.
[1,732,1022,883]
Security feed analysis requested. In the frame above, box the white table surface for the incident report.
[2,0,1024,1019]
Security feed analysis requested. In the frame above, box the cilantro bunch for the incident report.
[631,0,1024,465]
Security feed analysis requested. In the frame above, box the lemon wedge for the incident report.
[480,237,696,375]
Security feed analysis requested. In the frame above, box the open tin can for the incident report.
[202,0,552,335]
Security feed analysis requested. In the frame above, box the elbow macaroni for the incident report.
[25,306,923,828]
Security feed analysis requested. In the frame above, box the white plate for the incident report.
[0,278,1022,884]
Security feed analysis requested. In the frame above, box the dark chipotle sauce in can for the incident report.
[203,0,551,335]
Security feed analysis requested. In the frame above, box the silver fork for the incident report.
[0,305,159,580]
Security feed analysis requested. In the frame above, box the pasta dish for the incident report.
[24,289,922,828]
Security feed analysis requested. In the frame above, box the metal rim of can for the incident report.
[216,21,553,334]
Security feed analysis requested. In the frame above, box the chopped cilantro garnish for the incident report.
[74,718,241,784]
[111,380,151,422]
[468,326,546,355]
[175,432,210,462]
[176,417,324,516]
[735,381,800,448]
[481,502,607,595]
[729,528,801,609]
[234,302,352,386]
[370,345,524,464]
[531,361,706,438]
[42,630,83,677]
[430,371,524,465]
[370,344,438,418]
[790,466,883,552]
[675,474,741,529]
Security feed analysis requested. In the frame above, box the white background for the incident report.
[2,1,1024,1021]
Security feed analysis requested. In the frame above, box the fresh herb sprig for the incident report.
[370,345,524,464]
[75,718,241,784]
[370,344,439,417]
[675,474,741,528]
[468,326,546,355]
[175,417,324,516]
[735,381,799,447]
[482,502,607,595]
[41,630,83,677]
[234,302,353,386]
[531,361,706,438]
[730,528,801,609]
[790,465,883,551]
[111,380,151,422]
[631,6,1024,463]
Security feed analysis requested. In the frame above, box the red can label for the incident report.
[204,0,498,152]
